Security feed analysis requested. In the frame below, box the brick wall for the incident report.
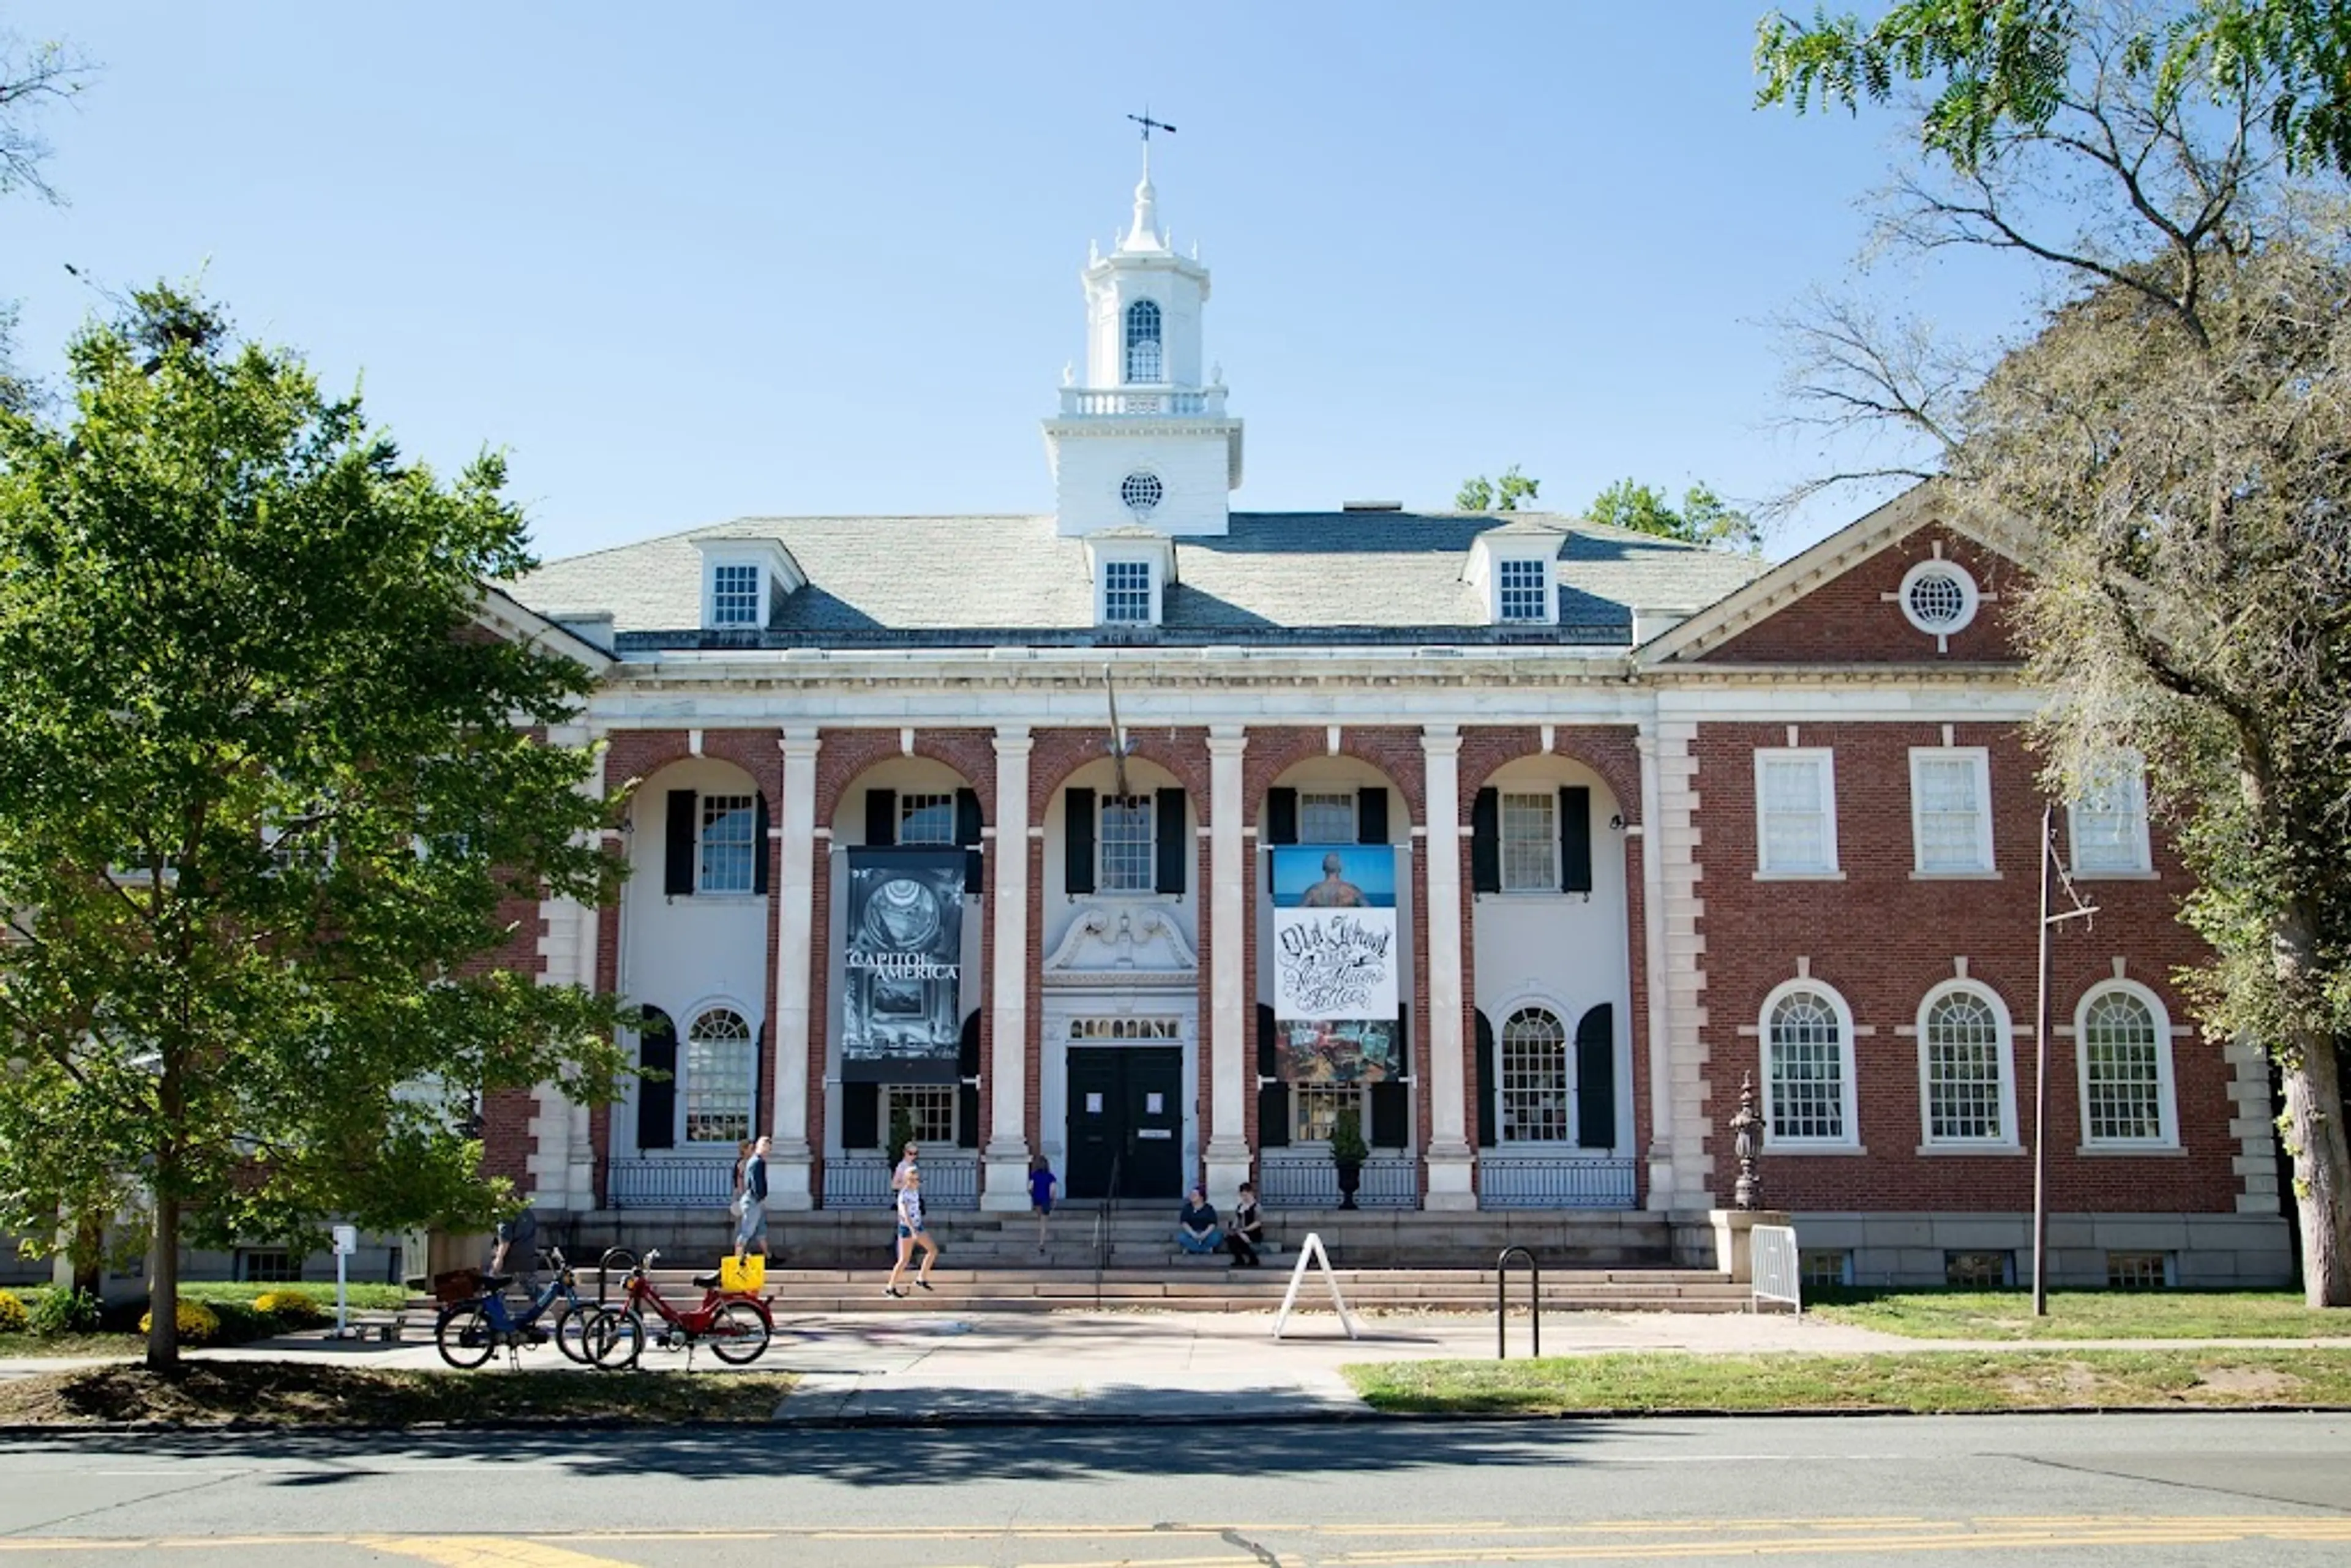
[1692,718,2232,1214]
[471,893,550,1189]
[1704,525,2028,665]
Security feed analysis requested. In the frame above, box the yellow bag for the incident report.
[719,1255,766,1293]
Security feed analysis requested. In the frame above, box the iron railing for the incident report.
[606,1158,735,1210]
[1478,1157,1638,1210]
[822,1155,979,1212]
[1258,1154,1418,1209]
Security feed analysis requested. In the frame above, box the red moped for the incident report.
[584,1247,772,1370]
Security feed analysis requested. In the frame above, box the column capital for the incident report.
[779,726,822,759]
[1205,724,1249,755]
[992,724,1033,756]
[1420,723,1462,757]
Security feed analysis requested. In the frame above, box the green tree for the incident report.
[1587,478,1759,550]
[2,29,99,415]
[1756,0,2351,177]
[0,288,631,1368]
[1752,1,2351,1304]
[1456,465,1540,512]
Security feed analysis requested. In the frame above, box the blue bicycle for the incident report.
[433,1247,594,1369]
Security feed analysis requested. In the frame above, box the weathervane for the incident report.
[1127,108,1176,179]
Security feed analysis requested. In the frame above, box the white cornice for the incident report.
[473,586,616,674]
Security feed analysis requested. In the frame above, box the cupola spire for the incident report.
[1122,109,1176,253]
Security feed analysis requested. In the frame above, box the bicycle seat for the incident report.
[691,1271,722,1289]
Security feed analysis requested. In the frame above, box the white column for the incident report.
[768,727,821,1210]
[527,721,602,1214]
[1420,724,1477,1210]
[1637,727,1677,1209]
[981,726,1035,1210]
[1204,726,1252,1207]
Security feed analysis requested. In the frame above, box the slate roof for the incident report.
[512,512,1771,651]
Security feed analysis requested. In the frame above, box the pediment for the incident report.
[1041,901,1199,986]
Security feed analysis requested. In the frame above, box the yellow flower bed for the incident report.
[138,1300,222,1345]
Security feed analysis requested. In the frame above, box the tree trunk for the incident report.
[71,1212,104,1298]
[144,1190,181,1372]
[2272,902,2351,1308]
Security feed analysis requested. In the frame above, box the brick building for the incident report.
[481,161,2289,1289]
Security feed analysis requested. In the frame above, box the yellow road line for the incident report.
[355,1538,646,1568]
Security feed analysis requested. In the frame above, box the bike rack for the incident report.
[596,1247,639,1310]
[1497,1245,1541,1360]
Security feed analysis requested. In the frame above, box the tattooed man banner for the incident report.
[1269,846,1400,1084]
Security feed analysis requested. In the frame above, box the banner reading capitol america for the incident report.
[840,847,964,1084]
[1270,845,1400,1084]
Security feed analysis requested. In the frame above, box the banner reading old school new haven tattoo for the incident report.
[841,848,964,1084]
[1270,846,1399,1084]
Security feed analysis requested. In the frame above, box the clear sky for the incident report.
[7,2,2028,561]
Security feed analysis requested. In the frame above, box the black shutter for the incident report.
[864,789,896,847]
[1266,787,1298,846]
[1474,1009,1498,1148]
[1559,785,1592,894]
[635,1011,677,1150]
[752,791,771,896]
[1154,788,1187,895]
[957,1012,981,1150]
[956,787,984,891]
[1576,1003,1616,1150]
[1470,788,1501,895]
[663,790,696,896]
[842,1082,880,1150]
[1064,787,1097,895]
[1357,787,1389,845]
[1256,1002,1289,1149]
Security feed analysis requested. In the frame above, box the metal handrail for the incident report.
[1093,1150,1123,1309]
[1498,1245,1541,1360]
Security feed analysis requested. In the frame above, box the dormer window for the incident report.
[711,563,760,626]
[1103,560,1153,623]
[692,537,804,632]
[1497,558,1550,622]
[1124,300,1163,383]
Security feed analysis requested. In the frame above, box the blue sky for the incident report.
[7,2,2028,561]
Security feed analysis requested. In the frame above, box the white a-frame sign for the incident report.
[1272,1231,1360,1340]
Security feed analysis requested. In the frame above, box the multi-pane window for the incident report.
[897,792,956,845]
[1293,1084,1362,1144]
[2107,1251,2175,1289]
[1755,750,1837,874]
[1498,1007,1572,1143]
[237,1249,301,1283]
[1911,749,1992,872]
[2081,987,2170,1144]
[1922,988,2008,1142]
[698,793,757,894]
[2072,757,2151,874]
[1497,558,1549,622]
[1945,1250,2014,1288]
[1097,794,1154,893]
[885,1085,956,1146]
[683,1008,755,1144]
[1124,300,1162,383]
[1766,987,1851,1144]
[1800,1250,1854,1289]
[711,563,760,627]
[1103,560,1152,623]
[1498,792,1557,892]
[1298,791,1355,844]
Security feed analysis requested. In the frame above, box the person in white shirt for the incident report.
[884,1168,940,1298]
[891,1141,920,1191]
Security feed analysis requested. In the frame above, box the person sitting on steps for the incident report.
[1176,1187,1223,1256]
[1227,1180,1264,1267]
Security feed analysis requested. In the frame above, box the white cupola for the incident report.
[1042,140,1244,538]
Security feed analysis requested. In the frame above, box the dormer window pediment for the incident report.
[1085,530,1176,628]
[691,537,804,632]
[1463,529,1561,626]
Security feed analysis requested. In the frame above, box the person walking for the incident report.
[891,1140,920,1191]
[1028,1154,1058,1251]
[733,1135,770,1267]
[884,1167,940,1297]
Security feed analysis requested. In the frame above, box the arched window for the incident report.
[1498,1006,1570,1144]
[1124,299,1163,383]
[683,1007,756,1145]
[2077,983,2176,1147]
[1762,981,1858,1147]
[1918,982,2015,1146]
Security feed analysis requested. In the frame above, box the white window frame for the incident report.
[709,561,761,628]
[1759,978,1860,1150]
[699,555,773,631]
[1914,980,2019,1149]
[1498,790,1558,893]
[681,1006,757,1147]
[1093,549,1164,627]
[1909,748,1995,875]
[1292,1083,1364,1145]
[1102,559,1153,624]
[1753,748,1840,877]
[1494,557,1553,624]
[884,1084,958,1146]
[1497,1005,1575,1146]
[1097,792,1156,894]
[2075,980,2179,1150]
[697,793,758,895]
[1123,299,1163,384]
[2068,754,2153,876]
[896,790,957,846]
[1897,558,1981,644]
[1297,790,1357,845]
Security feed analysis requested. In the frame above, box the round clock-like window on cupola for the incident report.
[1120,471,1164,516]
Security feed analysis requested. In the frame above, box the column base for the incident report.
[1204,1139,1254,1210]
[980,1140,1035,1212]
[768,1142,816,1212]
[1423,1145,1479,1212]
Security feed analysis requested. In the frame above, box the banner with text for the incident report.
[841,848,965,1084]
[1270,846,1400,1084]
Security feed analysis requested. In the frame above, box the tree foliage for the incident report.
[1587,478,1759,550]
[1456,465,1540,512]
[2,28,98,416]
[0,288,631,1367]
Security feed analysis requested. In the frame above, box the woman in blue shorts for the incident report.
[885,1167,940,1297]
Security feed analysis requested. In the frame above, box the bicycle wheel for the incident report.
[552,1302,594,1365]
[435,1302,497,1370]
[705,1300,771,1366]
[586,1307,645,1371]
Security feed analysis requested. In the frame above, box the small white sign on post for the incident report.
[331,1224,358,1337]
[1272,1231,1359,1340]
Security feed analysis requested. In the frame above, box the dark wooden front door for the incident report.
[1065,1046,1184,1201]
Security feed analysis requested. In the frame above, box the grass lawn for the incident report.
[178,1281,411,1310]
[0,1361,797,1426]
[1344,1348,2351,1416]
[1807,1289,2351,1340]
[0,1332,143,1361]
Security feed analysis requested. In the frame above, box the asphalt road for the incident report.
[0,1412,2346,1566]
